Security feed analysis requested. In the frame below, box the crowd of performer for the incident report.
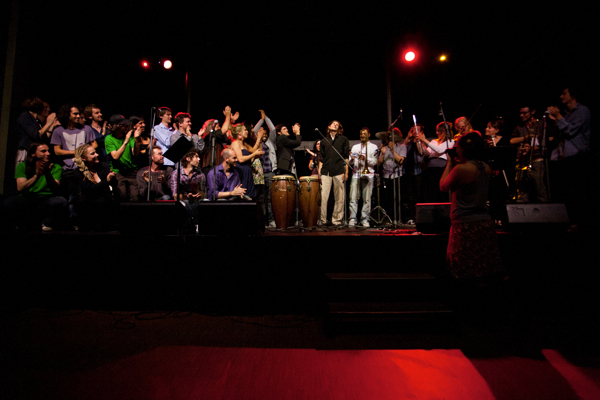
[1,86,593,233]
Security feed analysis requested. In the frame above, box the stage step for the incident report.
[326,302,455,336]
[328,302,453,319]
[325,272,447,303]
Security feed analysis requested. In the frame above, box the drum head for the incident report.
[273,175,295,181]
[300,176,321,182]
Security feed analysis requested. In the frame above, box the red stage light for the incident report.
[404,51,416,62]
[163,60,173,70]
[141,60,149,68]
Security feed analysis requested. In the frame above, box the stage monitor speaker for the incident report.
[119,201,189,235]
[196,202,264,236]
[506,203,569,230]
[416,203,451,233]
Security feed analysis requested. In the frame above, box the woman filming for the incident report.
[440,132,504,281]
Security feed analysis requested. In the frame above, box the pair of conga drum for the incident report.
[270,175,321,229]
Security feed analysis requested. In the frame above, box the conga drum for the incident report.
[270,175,296,229]
[299,176,321,228]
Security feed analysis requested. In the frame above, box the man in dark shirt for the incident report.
[275,123,302,175]
[137,147,173,200]
[319,120,349,226]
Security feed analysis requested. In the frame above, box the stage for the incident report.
[2,221,596,319]
[3,224,600,399]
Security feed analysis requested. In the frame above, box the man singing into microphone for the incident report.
[318,120,349,227]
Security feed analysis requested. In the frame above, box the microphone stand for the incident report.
[315,128,352,229]
[542,112,551,201]
[146,107,158,201]
[389,109,403,226]
[439,102,453,202]
[210,126,218,201]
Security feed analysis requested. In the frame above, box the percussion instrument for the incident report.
[298,176,321,228]
[270,175,296,229]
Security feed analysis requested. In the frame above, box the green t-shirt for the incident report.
[15,162,62,197]
[105,134,137,173]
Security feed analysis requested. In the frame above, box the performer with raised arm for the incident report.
[230,123,264,199]
[201,106,232,173]
[275,123,302,176]
[440,132,503,280]
[319,120,349,227]
[547,86,591,228]
[254,110,278,227]
[348,128,378,227]
[417,122,455,203]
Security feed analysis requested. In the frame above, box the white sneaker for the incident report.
[348,219,357,227]
[268,221,276,228]
[406,219,416,225]
[361,221,370,227]
[41,224,52,232]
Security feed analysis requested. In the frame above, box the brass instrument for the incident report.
[362,143,369,175]
[513,118,538,201]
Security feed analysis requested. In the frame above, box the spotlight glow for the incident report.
[163,60,173,69]
[439,55,447,61]
[404,51,416,62]
[141,60,149,68]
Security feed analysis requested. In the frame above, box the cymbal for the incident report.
[375,131,402,141]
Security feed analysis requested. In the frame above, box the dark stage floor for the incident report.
[2,225,600,399]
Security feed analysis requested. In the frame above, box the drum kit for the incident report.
[270,174,321,230]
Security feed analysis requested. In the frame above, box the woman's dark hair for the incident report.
[458,132,485,161]
[22,97,45,114]
[488,117,504,134]
[25,142,44,178]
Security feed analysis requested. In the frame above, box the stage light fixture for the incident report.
[163,60,173,70]
[404,51,416,62]
[141,60,150,68]
[439,55,447,61]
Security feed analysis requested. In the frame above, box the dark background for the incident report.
[1,0,596,150]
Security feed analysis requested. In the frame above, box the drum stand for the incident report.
[292,177,309,231]
[370,174,392,226]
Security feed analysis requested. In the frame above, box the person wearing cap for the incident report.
[104,114,142,202]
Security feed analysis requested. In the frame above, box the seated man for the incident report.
[137,147,174,200]
[1,143,67,231]
[170,149,206,224]
[206,148,247,200]
[105,114,142,202]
